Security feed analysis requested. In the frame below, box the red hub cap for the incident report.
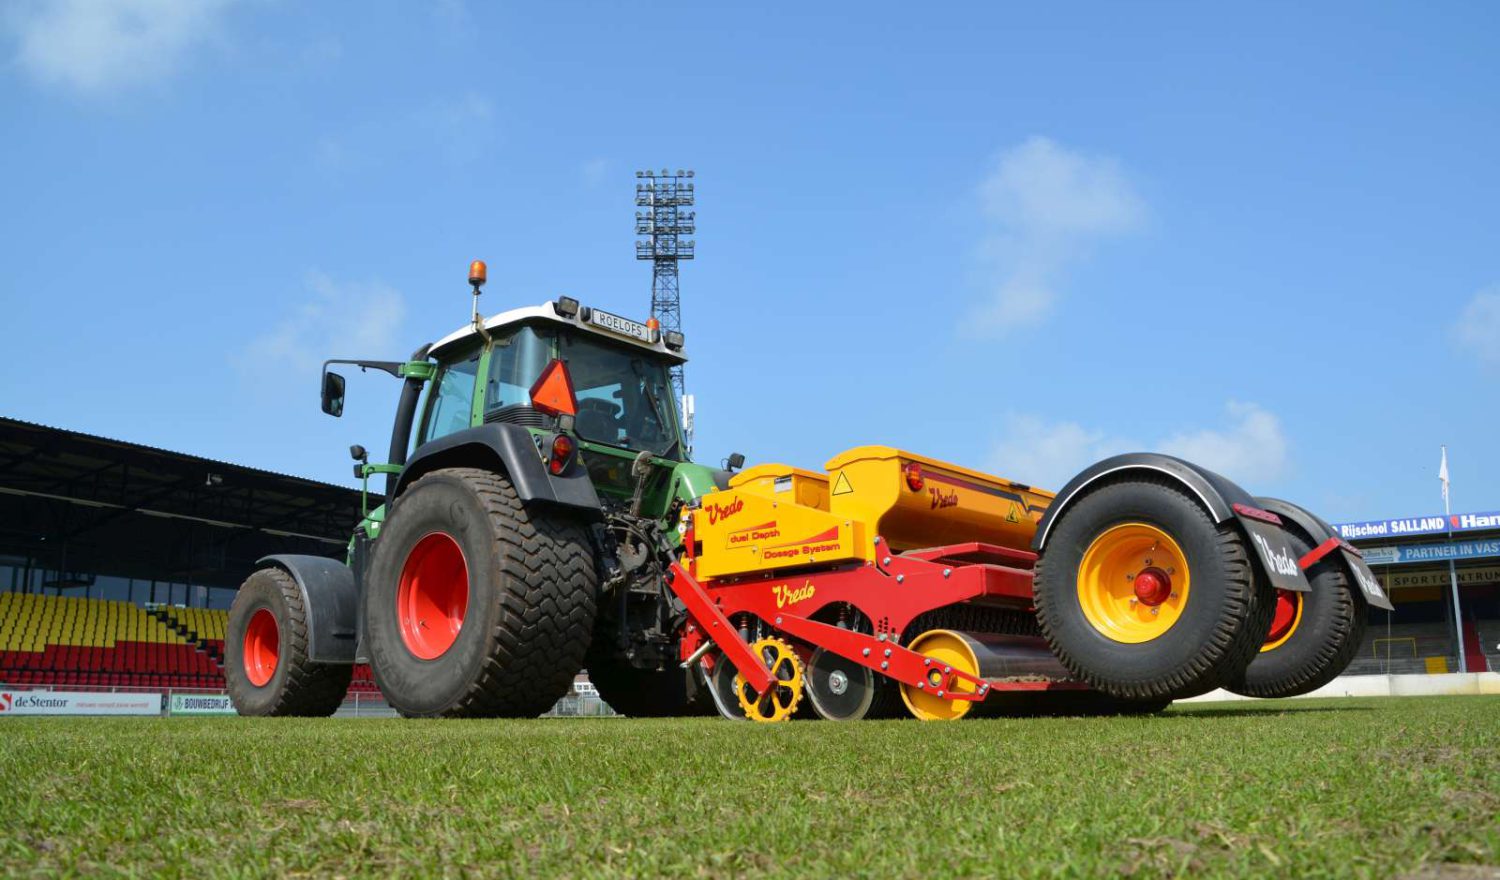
[397,532,470,660]
[1266,589,1300,644]
[1132,567,1172,606]
[243,608,280,687]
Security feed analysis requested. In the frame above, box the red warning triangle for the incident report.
[529,358,578,416]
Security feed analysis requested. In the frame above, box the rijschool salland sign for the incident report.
[1332,511,1500,540]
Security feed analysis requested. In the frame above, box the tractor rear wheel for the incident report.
[585,659,712,717]
[225,567,353,716]
[1034,476,1274,700]
[363,467,597,718]
[1225,521,1366,698]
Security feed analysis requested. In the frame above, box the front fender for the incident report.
[258,554,358,664]
[1033,453,1310,593]
[1256,497,1395,611]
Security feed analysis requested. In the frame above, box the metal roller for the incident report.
[899,629,1072,720]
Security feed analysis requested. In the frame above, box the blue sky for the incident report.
[2,1,1497,523]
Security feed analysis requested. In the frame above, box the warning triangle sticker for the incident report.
[1006,503,1022,524]
[832,472,854,495]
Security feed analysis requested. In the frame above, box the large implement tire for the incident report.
[363,467,597,718]
[586,660,713,717]
[1226,522,1366,698]
[1034,477,1274,700]
[225,567,353,717]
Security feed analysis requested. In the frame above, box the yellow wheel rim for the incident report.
[734,637,805,722]
[1076,523,1191,644]
[899,629,981,721]
[1261,590,1303,652]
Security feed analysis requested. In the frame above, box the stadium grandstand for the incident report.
[0,417,379,695]
[1335,512,1499,676]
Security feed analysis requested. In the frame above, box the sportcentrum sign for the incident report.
[0,690,161,716]
[168,694,236,716]
[1332,511,1500,540]
[1383,566,1500,590]
[1358,538,1500,566]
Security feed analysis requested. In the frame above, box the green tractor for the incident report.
[225,262,728,717]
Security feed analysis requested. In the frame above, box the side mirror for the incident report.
[725,452,746,472]
[321,371,346,417]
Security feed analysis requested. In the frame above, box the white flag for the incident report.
[1439,446,1450,506]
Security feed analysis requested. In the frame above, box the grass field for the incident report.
[1,696,1497,878]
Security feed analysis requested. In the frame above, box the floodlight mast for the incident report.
[635,168,695,438]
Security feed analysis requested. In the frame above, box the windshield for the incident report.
[560,332,681,457]
[482,324,682,458]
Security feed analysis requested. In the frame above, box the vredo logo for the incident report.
[928,488,958,510]
[1351,565,1387,601]
[1252,533,1300,577]
[773,580,816,609]
[705,497,744,526]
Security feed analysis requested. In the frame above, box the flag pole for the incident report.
[1441,445,1467,674]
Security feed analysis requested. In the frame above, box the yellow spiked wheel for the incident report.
[734,637,805,723]
[1076,523,1192,644]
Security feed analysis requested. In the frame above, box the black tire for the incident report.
[225,567,352,717]
[1034,476,1275,700]
[1226,520,1366,698]
[363,467,597,718]
[586,660,713,717]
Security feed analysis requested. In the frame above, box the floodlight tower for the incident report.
[635,169,695,410]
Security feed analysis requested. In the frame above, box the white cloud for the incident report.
[581,158,609,187]
[1452,285,1500,367]
[4,0,235,94]
[237,272,406,380]
[1158,401,1288,484]
[968,137,1146,336]
[987,401,1288,491]
[988,415,1136,491]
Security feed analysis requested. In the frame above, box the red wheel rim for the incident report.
[397,532,470,660]
[243,608,280,687]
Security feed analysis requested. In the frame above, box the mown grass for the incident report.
[0,696,1496,878]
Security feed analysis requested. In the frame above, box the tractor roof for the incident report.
[429,300,687,364]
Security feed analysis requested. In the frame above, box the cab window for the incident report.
[421,348,481,443]
[485,327,553,414]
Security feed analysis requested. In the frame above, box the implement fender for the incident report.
[1256,497,1396,611]
[257,554,358,664]
[1034,453,1310,593]
[391,423,602,518]
[1033,453,1255,551]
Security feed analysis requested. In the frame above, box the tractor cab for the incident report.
[320,264,708,531]
[422,300,687,464]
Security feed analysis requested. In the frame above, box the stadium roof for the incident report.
[0,417,361,589]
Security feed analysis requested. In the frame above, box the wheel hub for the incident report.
[1075,522,1192,644]
[397,532,470,661]
[1261,589,1303,652]
[828,669,848,695]
[243,607,280,687]
[1132,567,1172,606]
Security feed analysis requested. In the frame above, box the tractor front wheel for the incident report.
[225,567,353,716]
[363,467,597,718]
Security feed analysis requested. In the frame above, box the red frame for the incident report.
[665,533,1087,710]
